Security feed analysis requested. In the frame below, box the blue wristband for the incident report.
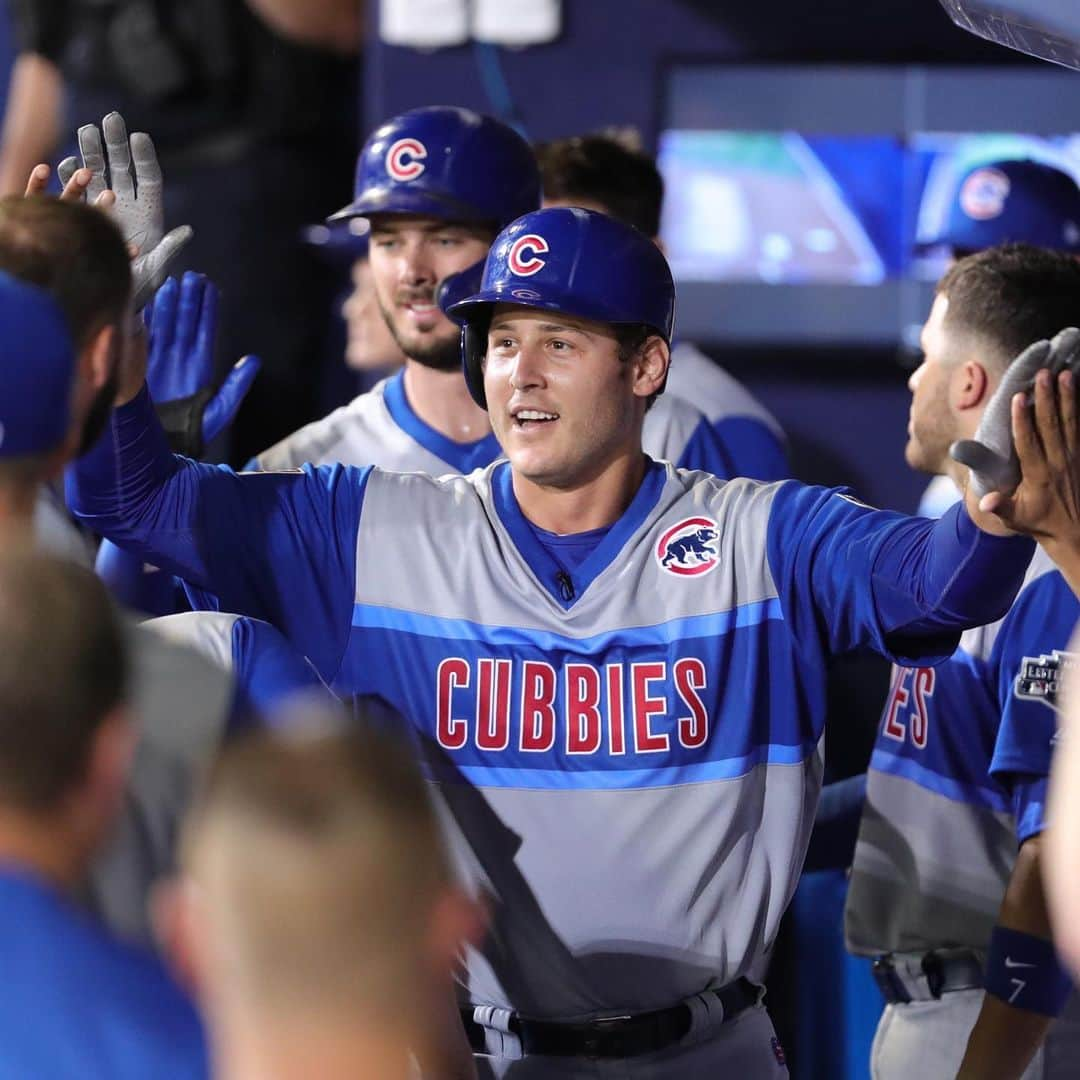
[985,925,1073,1017]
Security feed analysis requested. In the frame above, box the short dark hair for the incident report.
[0,197,132,349]
[937,243,1080,370]
[0,548,127,810]
[535,134,664,238]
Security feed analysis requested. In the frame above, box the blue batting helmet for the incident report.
[446,207,676,408]
[923,159,1080,254]
[328,106,540,230]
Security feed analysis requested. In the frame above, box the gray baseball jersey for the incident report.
[69,392,1035,1019]
[845,546,1057,957]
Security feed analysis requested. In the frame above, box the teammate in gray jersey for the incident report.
[844,245,1080,1078]
[70,200,1080,1075]
[252,107,737,480]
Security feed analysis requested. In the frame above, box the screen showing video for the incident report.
[658,130,1080,286]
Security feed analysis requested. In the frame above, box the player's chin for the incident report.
[504,445,566,484]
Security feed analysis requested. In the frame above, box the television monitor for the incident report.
[659,66,1080,346]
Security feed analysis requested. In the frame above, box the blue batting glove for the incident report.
[202,356,262,446]
[146,272,215,404]
[146,272,260,455]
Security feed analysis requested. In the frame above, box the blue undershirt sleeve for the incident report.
[229,617,333,727]
[765,482,1034,665]
[67,387,371,683]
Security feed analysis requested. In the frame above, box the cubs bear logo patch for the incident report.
[655,516,720,577]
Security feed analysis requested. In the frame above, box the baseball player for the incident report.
[69,206,1065,1074]
[536,132,789,482]
[251,106,744,481]
[916,158,1080,519]
[0,547,208,1079]
[302,216,407,378]
[0,194,329,942]
[844,246,1080,1078]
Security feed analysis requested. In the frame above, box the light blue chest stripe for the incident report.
[351,597,784,651]
[446,740,818,790]
[870,747,1009,813]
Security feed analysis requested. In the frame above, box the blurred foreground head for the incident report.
[0,197,131,459]
[0,547,130,880]
[169,714,482,1076]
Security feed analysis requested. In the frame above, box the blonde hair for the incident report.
[181,717,453,1020]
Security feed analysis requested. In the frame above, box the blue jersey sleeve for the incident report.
[765,482,1035,665]
[676,415,790,482]
[676,416,736,478]
[229,617,333,725]
[67,387,370,684]
[1009,774,1050,845]
[990,571,1078,812]
[712,416,790,482]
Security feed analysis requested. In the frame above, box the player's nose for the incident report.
[508,341,547,391]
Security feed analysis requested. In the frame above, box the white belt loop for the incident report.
[471,1005,524,1060]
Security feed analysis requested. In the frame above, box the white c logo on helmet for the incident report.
[385,138,427,182]
[507,234,549,277]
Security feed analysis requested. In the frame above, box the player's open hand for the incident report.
[951,328,1080,498]
[975,367,1080,549]
[58,112,192,310]
[22,162,116,207]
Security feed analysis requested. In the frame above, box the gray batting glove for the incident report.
[59,111,192,311]
[950,327,1080,496]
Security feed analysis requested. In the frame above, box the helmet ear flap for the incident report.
[462,321,489,409]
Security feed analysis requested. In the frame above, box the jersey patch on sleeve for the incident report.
[655,516,721,577]
[1014,650,1079,714]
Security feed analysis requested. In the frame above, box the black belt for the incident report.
[872,949,984,1004]
[461,978,759,1060]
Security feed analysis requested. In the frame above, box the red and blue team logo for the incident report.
[507,234,549,276]
[655,516,720,577]
[959,167,1010,221]
[385,137,427,181]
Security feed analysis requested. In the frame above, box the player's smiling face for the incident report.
[368,215,492,371]
[484,305,666,488]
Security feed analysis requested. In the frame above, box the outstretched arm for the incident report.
[68,388,368,684]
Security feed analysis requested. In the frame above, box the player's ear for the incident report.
[631,335,669,401]
[81,321,118,393]
[955,359,991,412]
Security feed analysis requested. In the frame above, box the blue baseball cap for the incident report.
[925,159,1080,254]
[0,272,75,456]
